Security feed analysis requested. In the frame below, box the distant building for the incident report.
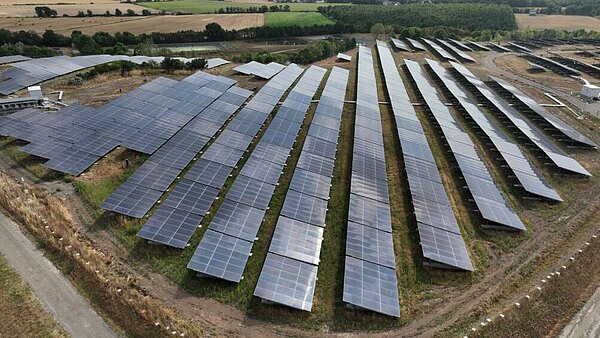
[581,84,600,100]
[529,9,537,16]
[0,86,43,113]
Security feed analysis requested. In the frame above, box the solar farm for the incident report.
[1,37,600,336]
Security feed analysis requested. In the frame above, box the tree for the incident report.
[126,9,136,16]
[87,10,93,17]
[76,10,86,17]
[134,38,157,56]
[187,58,207,70]
[73,34,103,55]
[370,23,393,38]
[142,9,151,16]
[34,6,57,17]
[161,56,184,73]
[205,23,225,41]
[115,8,122,16]
[120,60,136,75]
[108,42,129,55]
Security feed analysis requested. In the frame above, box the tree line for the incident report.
[214,5,291,14]
[319,3,518,33]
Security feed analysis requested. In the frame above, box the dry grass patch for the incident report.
[516,13,600,31]
[0,4,150,17]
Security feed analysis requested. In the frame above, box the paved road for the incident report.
[560,286,600,338]
[0,212,117,338]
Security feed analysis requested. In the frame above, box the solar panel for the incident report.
[417,223,474,271]
[137,206,203,248]
[187,230,253,282]
[161,179,219,215]
[343,256,400,318]
[280,190,328,227]
[208,199,266,241]
[346,221,395,268]
[297,152,335,177]
[288,168,331,200]
[269,216,324,265]
[350,173,390,204]
[254,253,318,311]
[226,172,276,210]
[125,161,181,192]
[239,156,285,185]
[185,159,233,188]
[201,143,244,167]
[348,193,392,232]
[43,148,100,176]
[100,182,163,218]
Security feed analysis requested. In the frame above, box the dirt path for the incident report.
[0,212,117,338]
[560,286,600,338]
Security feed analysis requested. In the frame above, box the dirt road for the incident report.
[560,286,600,338]
[0,212,117,338]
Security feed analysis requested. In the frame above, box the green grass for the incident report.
[0,254,67,337]
[264,12,334,27]
[139,0,334,14]
[0,138,60,179]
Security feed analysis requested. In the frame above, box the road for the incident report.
[560,286,600,338]
[0,212,117,338]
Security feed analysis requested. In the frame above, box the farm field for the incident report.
[516,13,600,31]
[0,14,264,34]
[139,0,335,14]
[264,12,333,27]
[0,254,67,337]
[0,3,152,17]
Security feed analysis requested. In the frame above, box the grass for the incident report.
[264,12,334,27]
[139,0,334,14]
[0,253,67,338]
[0,138,60,179]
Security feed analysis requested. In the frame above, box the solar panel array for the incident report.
[449,39,474,52]
[337,53,352,62]
[342,45,400,318]
[391,38,411,52]
[186,65,326,281]
[206,58,231,69]
[233,61,286,80]
[0,55,30,65]
[489,76,598,148]
[407,58,526,232]
[137,64,304,249]
[101,75,249,218]
[549,55,600,78]
[451,61,591,177]
[425,58,563,203]
[0,71,235,176]
[421,38,458,62]
[466,41,491,52]
[507,42,532,53]
[437,39,476,63]
[406,38,427,51]
[521,53,579,76]
[489,43,513,53]
[377,41,474,271]
[254,67,349,311]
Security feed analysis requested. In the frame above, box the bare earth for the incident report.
[0,3,152,17]
[516,14,600,31]
[0,14,264,34]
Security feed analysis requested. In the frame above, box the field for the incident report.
[139,0,333,14]
[0,14,264,34]
[264,12,333,27]
[516,13,600,31]
[0,3,152,17]
[0,254,67,337]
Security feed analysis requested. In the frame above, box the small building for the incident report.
[581,84,600,100]
[0,86,43,112]
[529,9,537,16]
[337,53,352,62]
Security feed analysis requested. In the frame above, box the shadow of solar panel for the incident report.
[239,157,285,185]
[346,221,395,268]
[137,206,203,248]
[348,193,392,232]
[350,173,390,204]
[280,190,328,227]
[226,175,276,210]
[101,182,163,218]
[288,168,331,200]
[269,217,324,265]
[187,230,253,282]
[417,223,474,271]
[254,253,318,311]
[162,179,219,215]
[297,152,335,177]
[185,158,233,188]
[201,143,244,167]
[343,256,400,318]
[126,161,181,191]
[208,199,265,241]
[44,148,100,176]
[214,130,253,150]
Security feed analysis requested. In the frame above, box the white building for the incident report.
[581,84,600,100]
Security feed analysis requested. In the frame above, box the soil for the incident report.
[0,3,151,17]
[516,14,600,31]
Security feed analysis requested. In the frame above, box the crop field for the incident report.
[0,254,67,337]
[0,3,152,17]
[264,12,333,27]
[139,0,335,14]
[0,14,264,34]
[516,13,600,31]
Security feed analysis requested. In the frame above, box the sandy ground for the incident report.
[516,14,600,31]
[560,286,600,338]
[0,13,264,34]
[0,3,153,17]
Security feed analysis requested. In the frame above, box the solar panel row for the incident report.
[103,81,251,219]
[342,45,400,318]
[254,67,349,311]
[421,38,458,62]
[138,65,304,249]
[377,41,474,272]
[406,58,526,232]
[450,61,591,177]
[185,65,317,280]
[489,76,598,148]
[424,59,563,202]
[233,61,286,80]
[390,38,411,52]
[436,39,476,63]
[406,38,427,51]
